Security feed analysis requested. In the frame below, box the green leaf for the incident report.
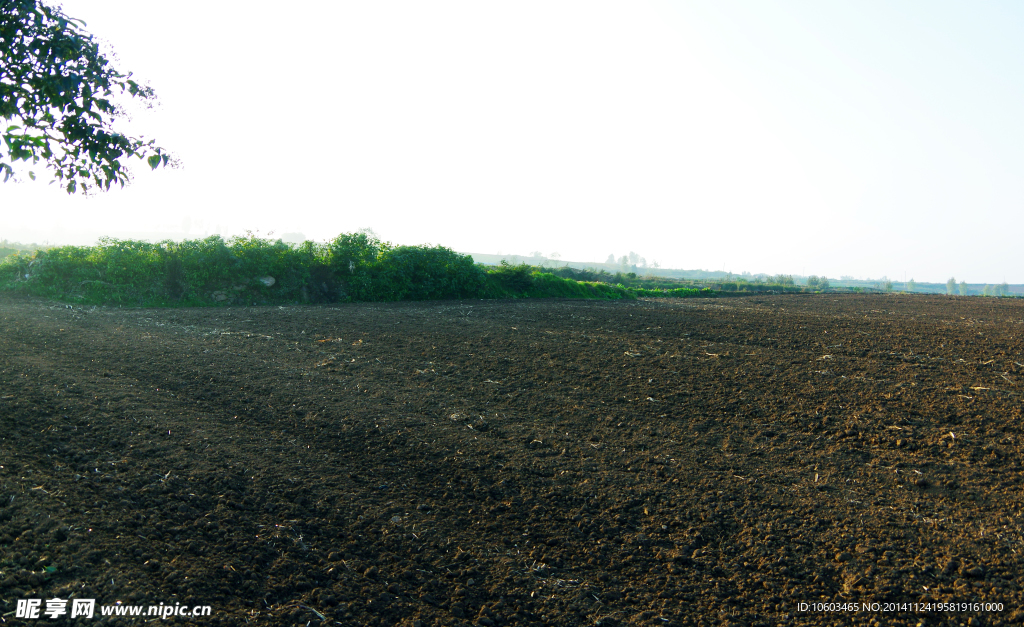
[28,171,36,180]
[147,154,161,169]
[1,1,173,193]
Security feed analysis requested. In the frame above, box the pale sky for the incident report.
[3,1,1023,283]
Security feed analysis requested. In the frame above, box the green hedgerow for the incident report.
[0,233,721,306]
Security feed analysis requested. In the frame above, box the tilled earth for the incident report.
[1,294,1023,627]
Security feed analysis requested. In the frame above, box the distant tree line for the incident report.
[944,277,1011,297]
[806,275,830,290]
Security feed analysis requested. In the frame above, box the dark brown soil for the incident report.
[1,294,1022,627]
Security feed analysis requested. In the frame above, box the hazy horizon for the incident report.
[4,1,1024,283]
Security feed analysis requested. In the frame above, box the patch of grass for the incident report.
[632,286,715,298]
[526,273,633,299]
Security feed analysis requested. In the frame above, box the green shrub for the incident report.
[166,236,236,303]
[372,245,485,301]
[0,252,27,284]
[327,231,390,301]
[547,266,615,283]
[487,261,534,294]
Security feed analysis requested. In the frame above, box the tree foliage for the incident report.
[374,245,485,301]
[1,0,171,192]
[0,233,646,305]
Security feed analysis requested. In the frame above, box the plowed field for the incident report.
[1,294,1022,627]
